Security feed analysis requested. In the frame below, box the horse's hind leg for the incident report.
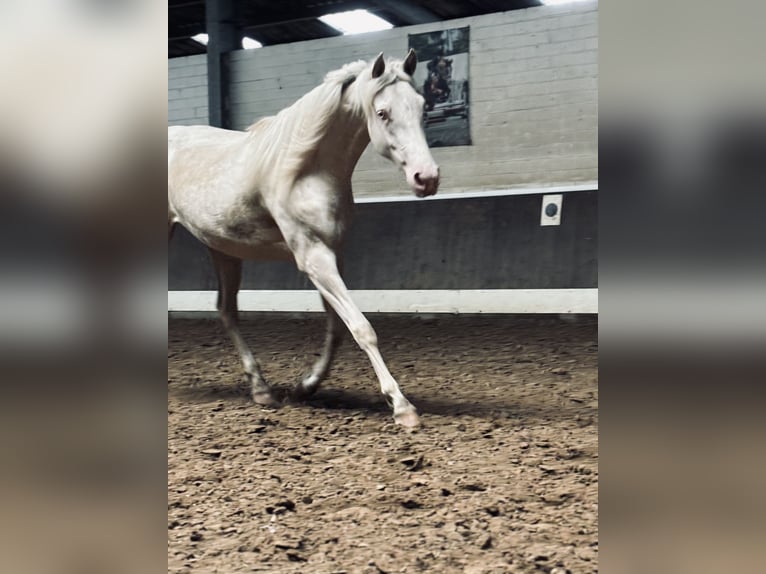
[293,296,343,400]
[209,248,278,407]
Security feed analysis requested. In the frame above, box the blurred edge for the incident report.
[2,0,766,573]
[600,1,766,574]
[0,2,167,573]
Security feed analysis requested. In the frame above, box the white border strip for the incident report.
[168,289,598,314]
[353,183,598,204]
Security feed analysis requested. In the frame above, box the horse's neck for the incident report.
[314,104,370,183]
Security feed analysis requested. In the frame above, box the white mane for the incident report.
[245,56,413,176]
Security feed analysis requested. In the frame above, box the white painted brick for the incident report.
[168,54,208,126]
[548,24,598,43]
[550,50,598,68]
[175,75,207,89]
[168,2,597,195]
[179,85,207,99]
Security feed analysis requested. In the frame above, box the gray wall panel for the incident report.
[169,191,597,291]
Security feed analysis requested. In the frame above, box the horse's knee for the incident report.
[298,244,337,277]
[351,319,377,350]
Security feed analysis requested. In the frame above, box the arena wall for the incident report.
[224,1,597,198]
[168,54,208,126]
[167,2,598,313]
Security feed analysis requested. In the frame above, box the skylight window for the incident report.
[191,33,261,49]
[242,37,262,49]
[319,9,393,35]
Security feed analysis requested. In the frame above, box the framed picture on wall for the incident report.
[408,26,471,147]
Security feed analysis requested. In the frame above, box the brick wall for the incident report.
[169,1,597,197]
[168,54,208,126]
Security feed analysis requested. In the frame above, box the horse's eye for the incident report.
[376,109,389,121]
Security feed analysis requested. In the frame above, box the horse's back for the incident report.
[167,125,248,221]
[168,125,245,156]
[167,124,289,259]
[167,125,249,188]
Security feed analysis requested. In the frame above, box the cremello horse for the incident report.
[168,51,439,427]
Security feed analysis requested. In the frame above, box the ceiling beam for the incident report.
[238,1,370,28]
[379,0,440,24]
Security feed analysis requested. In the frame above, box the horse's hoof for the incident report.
[394,409,420,429]
[252,390,280,408]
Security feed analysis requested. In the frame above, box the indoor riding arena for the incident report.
[168,1,598,573]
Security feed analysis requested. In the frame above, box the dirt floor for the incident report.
[168,314,598,574]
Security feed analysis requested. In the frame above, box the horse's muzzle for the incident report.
[410,165,440,197]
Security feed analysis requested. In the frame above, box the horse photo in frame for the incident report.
[409,26,471,147]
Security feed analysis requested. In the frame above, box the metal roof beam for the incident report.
[379,0,440,24]
[240,1,370,29]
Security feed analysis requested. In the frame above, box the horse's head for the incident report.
[365,50,440,198]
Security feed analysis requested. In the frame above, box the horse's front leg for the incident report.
[291,240,419,427]
[293,295,343,400]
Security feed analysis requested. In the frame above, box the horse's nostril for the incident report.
[414,172,423,185]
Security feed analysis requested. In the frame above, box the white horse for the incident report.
[168,50,439,427]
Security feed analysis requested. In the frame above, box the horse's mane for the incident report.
[245,56,413,177]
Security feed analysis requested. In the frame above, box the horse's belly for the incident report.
[211,210,293,260]
[177,222,289,261]
[209,236,294,262]
[172,188,292,261]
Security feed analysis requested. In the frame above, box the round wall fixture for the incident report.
[540,194,563,226]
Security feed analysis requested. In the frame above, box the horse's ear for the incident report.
[372,52,385,78]
[403,48,417,76]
